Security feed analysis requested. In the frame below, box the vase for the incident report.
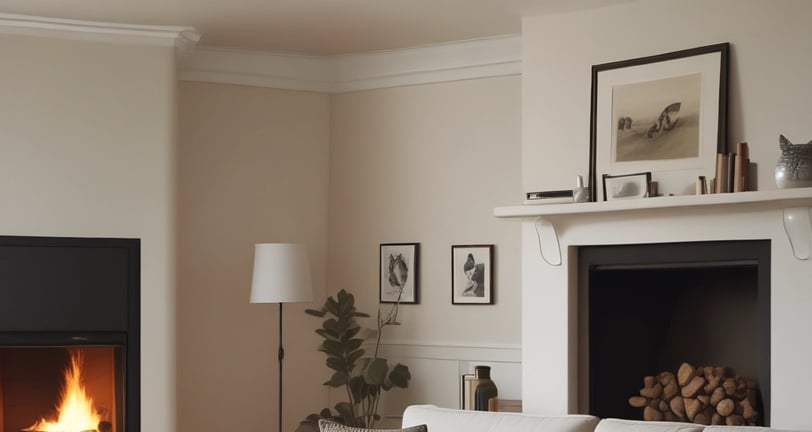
[473,366,498,411]
[775,134,812,188]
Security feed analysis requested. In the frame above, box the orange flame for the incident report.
[25,350,101,432]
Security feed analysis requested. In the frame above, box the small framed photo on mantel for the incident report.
[451,244,494,305]
[380,243,419,304]
[602,172,652,201]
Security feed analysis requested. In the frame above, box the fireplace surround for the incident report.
[577,240,770,424]
[497,188,812,428]
[0,236,139,432]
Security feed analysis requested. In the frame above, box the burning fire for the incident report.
[25,350,101,432]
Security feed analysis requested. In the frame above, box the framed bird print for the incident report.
[379,243,419,304]
[451,244,494,305]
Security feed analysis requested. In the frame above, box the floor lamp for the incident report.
[250,243,313,432]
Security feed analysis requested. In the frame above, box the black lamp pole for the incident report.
[278,302,285,432]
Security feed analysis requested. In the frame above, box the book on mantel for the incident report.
[524,189,574,205]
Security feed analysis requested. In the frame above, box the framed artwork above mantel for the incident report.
[589,43,729,201]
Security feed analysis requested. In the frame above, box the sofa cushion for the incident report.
[595,419,704,432]
[402,405,599,432]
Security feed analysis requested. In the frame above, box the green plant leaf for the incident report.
[364,358,388,385]
[315,328,340,341]
[345,338,363,352]
[353,312,371,318]
[305,308,326,317]
[348,375,367,401]
[321,339,342,355]
[340,326,361,341]
[346,349,365,365]
[326,356,346,372]
[323,318,340,333]
[325,297,340,316]
[339,291,354,314]
[388,363,411,388]
[325,371,348,387]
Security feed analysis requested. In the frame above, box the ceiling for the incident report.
[0,0,631,55]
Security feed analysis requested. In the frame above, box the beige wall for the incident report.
[0,34,177,431]
[523,0,812,194]
[175,75,523,431]
[176,82,330,432]
[328,77,522,417]
[329,76,522,346]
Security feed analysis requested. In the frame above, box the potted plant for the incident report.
[297,289,411,431]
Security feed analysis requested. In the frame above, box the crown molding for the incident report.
[0,13,200,55]
[179,34,521,93]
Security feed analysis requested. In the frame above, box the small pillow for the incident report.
[318,419,427,432]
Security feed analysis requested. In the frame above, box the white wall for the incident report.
[0,34,177,432]
[520,1,812,428]
[522,0,812,194]
[176,82,330,432]
[328,76,523,419]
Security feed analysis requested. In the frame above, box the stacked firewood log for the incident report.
[628,362,760,426]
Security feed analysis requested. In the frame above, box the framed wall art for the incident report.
[602,171,651,201]
[589,43,729,201]
[451,244,493,305]
[380,243,419,304]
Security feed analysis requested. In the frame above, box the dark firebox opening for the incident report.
[578,240,770,425]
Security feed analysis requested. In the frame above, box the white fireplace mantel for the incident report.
[495,188,812,265]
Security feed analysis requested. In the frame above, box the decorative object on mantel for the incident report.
[713,142,751,193]
[775,134,812,189]
[629,362,761,426]
[602,172,651,201]
[573,175,591,202]
[589,43,729,201]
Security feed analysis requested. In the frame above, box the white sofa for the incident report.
[401,405,806,432]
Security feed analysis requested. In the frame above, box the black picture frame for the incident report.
[589,43,729,201]
[602,171,652,201]
[379,243,419,304]
[451,244,494,305]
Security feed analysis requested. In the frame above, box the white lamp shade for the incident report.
[250,243,313,304]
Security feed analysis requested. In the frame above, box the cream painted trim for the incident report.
[178,35,522,93]
[0,13,200,54]
[378,342,521,363]
[179,47,336,93]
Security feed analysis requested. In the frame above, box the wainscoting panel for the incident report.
[373,342,522,426]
